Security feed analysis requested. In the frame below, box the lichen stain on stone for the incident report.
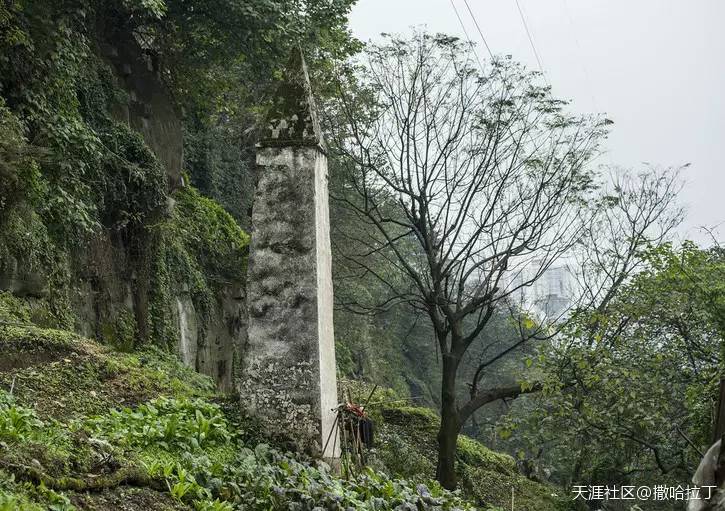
[257,49,324,151]
[239,358,322,455]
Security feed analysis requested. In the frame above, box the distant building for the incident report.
[505,261,574,320]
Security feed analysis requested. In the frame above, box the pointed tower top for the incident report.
[258,47,325,151]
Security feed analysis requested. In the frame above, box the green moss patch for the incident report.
[0,324,214,421]
[171,186,250,282]
[147,185,249,350]
[460,465,572,511]
[457,435,517,476]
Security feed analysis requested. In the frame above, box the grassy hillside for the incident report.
[340,381,575,511]
[0,320,463,510]
[0,306,573,510]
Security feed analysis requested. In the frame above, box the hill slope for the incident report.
[0,307,573,510]
[339,381,574,511]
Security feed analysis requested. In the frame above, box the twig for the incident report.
[362,384,378,409]
[676,426,704,457]
[322,412,340,457]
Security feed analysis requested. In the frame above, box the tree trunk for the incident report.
[436,353,461,490]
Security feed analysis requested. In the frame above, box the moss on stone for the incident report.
[147,184,249,350]
[0,324,214,421]
[457,435,517,476]
[0,292,31,324]
[99,307,136,352]
[0,323,80,352]
[172,185,250,281]
[0,323,237,509]
[0,323,226,508]
[460,464,576,511]
[382,405,441,433]
[0,208,74,330]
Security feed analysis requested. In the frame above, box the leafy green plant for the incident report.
[0,100,42,215]
[0,491,47,511]
[202,443,474,510]
[86,397,231,451]
[194,499,233,511]
[35,484,76,511]
[147,185,250,349]
[0,391,43,443]
[0,490,29,511]
[0,482,75,511]
[167,466,209,502]
[142,457,178,480]
[133,409,474,510]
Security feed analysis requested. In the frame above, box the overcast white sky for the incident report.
[349,0,724,244]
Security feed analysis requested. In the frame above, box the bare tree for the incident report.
[550,166,685,484]
[326,32,611,488]
[571,166,684,321]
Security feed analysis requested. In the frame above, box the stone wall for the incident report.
[99,24,183,191]
[171,283,246,393]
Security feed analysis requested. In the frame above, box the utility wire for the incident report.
[513,0,549,85]
[462,0,494,60]
[561,0,600,111]
[448,0,485,70]
[562,0,614,166]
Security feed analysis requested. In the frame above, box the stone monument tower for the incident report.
[240,48,339,459]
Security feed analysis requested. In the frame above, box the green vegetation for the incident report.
[0,98,42,216]
[0,0,256,351]
[495,242,725,510]
[0,323,525,510]
[1,0,716,507]
[87,397,232,452]
[361,391,576,511]
[148,185,250,349]
[1,1,167,240]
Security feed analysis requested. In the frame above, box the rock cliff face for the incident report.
[96,29,247,392]
[0,21,247,392]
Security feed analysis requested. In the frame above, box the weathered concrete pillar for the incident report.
[240,48,339,459]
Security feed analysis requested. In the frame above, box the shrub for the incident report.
[0,490,43,511]
[204,444,474,510]
[0,100,42,216]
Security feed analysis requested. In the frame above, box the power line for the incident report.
[462,0,494,60]
[562,0,614,165]
[450,0,551,87]
[448,0,485,70]
[561,0,600,112]
[513,0,549,85]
